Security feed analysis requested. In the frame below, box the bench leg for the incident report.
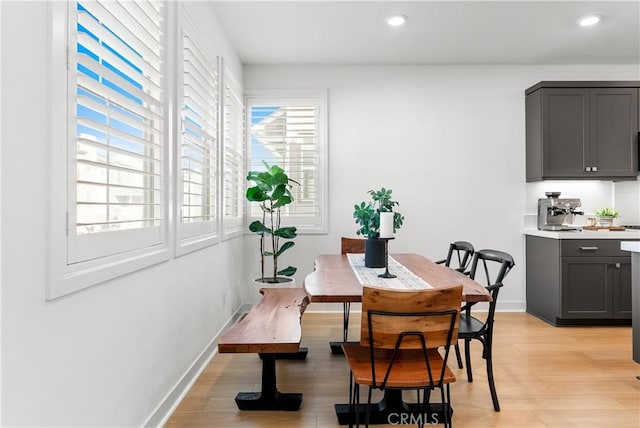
[234,353,303,411]
[259,347,308,360]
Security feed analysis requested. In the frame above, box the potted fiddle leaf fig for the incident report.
[246,162,299,284]
[353,187,404,267]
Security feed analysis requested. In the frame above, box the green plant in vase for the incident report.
[246,162,299,283]
[353,187,404,267]
[594,207,619,227]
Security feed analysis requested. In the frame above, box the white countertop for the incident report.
[621,241,640,252]
[524,228,640,240]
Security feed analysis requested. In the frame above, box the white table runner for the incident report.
[347,253,433,289]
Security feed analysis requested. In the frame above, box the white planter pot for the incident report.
[597,216,615,227]
[252,276,297,289]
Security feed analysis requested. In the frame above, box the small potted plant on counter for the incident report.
[246,162,299,284]
[595,207,619,227]
[353,187,404,267]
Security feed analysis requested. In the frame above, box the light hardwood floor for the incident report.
[166,312,640,427]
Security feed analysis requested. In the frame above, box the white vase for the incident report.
[252,276,297,289]
[597,216,614,227]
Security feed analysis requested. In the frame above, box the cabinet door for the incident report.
[612,258,632,319]
[561,257,612,318]
[542,89,590,178]
[590,88,639,178]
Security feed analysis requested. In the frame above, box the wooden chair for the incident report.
[455,249,515,412]
[342,285,462,427]
[341,237,366,254]
[331,237,366,354]
[435,241,475,274]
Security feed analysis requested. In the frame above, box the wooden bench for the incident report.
[218,287,310,411]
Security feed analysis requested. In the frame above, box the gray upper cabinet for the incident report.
[526,81,639,181]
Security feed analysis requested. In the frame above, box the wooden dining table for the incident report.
[302,253,492,425]
[304,253,492,304]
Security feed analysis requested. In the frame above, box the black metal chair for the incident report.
[455,249,515,412]
[435,241,475,274]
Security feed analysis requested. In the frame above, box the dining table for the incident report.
[302,253,492,425]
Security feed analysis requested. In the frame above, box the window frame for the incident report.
[244,89,328,234]
[48,1,170,300]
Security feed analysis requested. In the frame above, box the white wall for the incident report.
[614,181,640,225]
[1,2,245,426]
[245,64,640,312]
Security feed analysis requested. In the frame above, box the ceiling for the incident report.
[209,1,640,65]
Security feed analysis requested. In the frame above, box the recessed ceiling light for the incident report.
[579,14,602,27]
[387,14,407,27]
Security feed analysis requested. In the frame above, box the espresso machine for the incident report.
[537,192,583,231]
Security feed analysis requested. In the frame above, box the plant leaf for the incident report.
[270,172,289,186]
[278,266,297,276]
[273,195,293,209]
[275,241,295,256]
[265,161,284,176]
[246,186,268,202]
[274,226,297,239]
[271,184,287,200]
[248,221,271,234]
[246,171,261,181]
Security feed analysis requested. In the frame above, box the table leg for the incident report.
[234,353,303,411]
[330,302,352,354]
[334,390,452,425]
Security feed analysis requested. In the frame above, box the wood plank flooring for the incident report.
[166,312,640,427]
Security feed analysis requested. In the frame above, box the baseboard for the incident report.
[496,300,526,312]
[143,303,252,427]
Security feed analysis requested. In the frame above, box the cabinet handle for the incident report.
[585,166,592,172]
[579,246,599,251]
[615,263,621,269]
[591,166,598,172]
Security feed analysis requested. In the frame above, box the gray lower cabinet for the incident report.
[526,236,633,325]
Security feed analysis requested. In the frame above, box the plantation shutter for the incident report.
[178,24,219,242]
[247,93,327,232]
[70,0,165,263]
[223,76,245,235]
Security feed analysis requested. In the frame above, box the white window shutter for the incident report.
[178,24,219,245]
[223,73,245,237]
[70,0,166,263]
[246,91,328,233]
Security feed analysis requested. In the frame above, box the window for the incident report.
[49,0,168,298]
[176,15,220,253]
[246,90,328,233]
[222,70,245,238]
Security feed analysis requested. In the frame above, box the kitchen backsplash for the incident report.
[525,180,640,225]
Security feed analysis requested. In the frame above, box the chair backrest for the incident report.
[444,241,475,272]
[360,285,462,350]
[341,237,365,254]
[468,249,515,287]
[466,249,515,330]
[360,285,462,389]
